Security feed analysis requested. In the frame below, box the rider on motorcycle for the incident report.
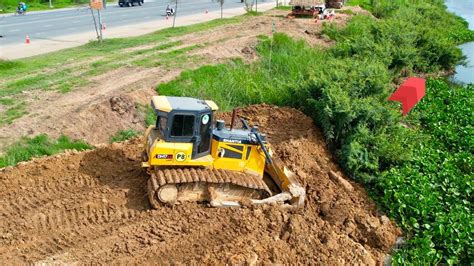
[17,2,27,14]
[166,3,174,16]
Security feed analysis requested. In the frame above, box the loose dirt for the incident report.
[0,8,364,150]
[0,105,401,264]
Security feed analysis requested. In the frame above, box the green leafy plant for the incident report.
[110,129,140,143]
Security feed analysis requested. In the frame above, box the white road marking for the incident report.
[44,24,53,27]
[72,20,81,23]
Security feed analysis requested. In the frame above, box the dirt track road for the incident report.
[0,105,400,264]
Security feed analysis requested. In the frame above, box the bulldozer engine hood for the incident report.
[213,128,266,145]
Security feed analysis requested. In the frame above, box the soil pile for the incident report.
[0,105,400,264]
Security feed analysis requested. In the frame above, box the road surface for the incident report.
[0,0,276,59]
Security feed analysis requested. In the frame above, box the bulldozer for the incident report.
[142,96,305,208]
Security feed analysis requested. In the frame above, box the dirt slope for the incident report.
[0,105,400,264]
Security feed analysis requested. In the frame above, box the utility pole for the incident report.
[98,9,103,41]
[172,0,178,28]
[91,8,100,41]
[49,0,52,8]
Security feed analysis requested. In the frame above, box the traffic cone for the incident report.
[25,35,30,44]
[101,23,106,31]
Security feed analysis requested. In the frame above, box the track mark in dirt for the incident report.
[0,105,400,264]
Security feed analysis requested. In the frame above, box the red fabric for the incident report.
[388,77,426,116]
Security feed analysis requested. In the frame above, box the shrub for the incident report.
[110,129,140,143]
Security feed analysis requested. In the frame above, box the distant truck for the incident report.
[119,0,144,7]
[288,1,333,20]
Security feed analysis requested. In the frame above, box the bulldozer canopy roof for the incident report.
[289,0,324,6]
[151,96,218,113]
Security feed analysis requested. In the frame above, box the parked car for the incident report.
[119,0,144,7]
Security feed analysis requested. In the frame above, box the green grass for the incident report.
[0,134,92,168]
[0,104,28,125]
[346,0,371,7]
[156,0,473,263]
[0,0,114,14]
[110,129,140,143]
[275,5,291,11]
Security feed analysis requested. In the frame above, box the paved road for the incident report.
[0,0,273,46]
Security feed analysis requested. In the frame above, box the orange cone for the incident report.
[25,35,30,44]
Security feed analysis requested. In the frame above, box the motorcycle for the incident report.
[15,3,27,15]
[16,8,26,15]
[166,5,175,16]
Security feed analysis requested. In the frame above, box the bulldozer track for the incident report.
[147,167,271,207]
[153,168,269,190]
[0,183,98,221]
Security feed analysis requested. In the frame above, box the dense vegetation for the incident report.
[381,80,473,264]
[158,0,473,263]
[0,134,92,168]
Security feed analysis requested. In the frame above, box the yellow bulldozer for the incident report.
[142,96,305,208]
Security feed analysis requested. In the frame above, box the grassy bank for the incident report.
[0,14,247,125]
[0,134,92,168]
[157,0,473,263]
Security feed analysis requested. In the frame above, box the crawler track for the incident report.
[147,167,272,207]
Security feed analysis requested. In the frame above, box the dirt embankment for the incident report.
[0,105,401,264]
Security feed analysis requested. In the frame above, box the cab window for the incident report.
[157,116,167,134]
[171,115,194,137]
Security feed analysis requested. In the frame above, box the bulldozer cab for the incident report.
[151,96,218,159]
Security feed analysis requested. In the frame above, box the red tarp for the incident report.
[388,77,426,116]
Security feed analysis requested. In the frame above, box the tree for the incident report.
[243,0,254,12]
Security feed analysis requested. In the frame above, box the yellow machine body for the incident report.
[142,96,305,208]
[143,126,266,177]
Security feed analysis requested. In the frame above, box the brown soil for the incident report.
[0,105,401,264]
[0,8,364,150]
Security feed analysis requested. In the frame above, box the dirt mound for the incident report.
[0,105,400,264]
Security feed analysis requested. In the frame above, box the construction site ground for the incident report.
[0,7,400,264]
[0,105,400,264]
